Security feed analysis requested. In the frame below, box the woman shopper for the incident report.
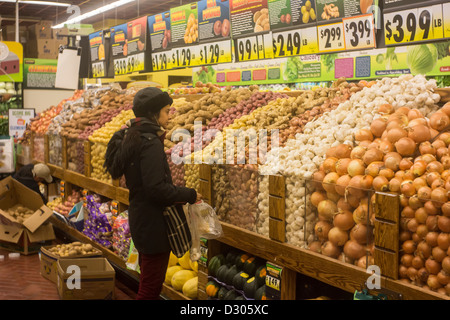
[105,87,201,300]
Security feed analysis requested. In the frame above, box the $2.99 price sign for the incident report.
[317,22,345,53]
[343,14,376,50]
[384,5,444,46]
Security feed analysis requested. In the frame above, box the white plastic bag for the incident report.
[187,201,223,261]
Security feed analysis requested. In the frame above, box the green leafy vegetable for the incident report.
[406,44,438,75]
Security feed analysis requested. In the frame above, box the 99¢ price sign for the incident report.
[343,14,376,50]
[317,22,345,53]
[384,5,444,46]
[235,34,265,62]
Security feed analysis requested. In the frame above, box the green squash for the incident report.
[224,265,239,285]
[243,256,257,276]
[235,253,250,270]
[216,264,229,283]
[208,254,225,277]
[225,251,239,265]
[234,295,246,300]
[232,271,249,291]
[255,285,266,300]
[218,286,229,300]
[206,280,220,298]
[223,289,237,300]
[243,276,258,299]
[255,265,266,287]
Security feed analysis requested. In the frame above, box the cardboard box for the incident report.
[0,176,55,254]
[56,257,115,300]
[3,25,28,43]
[52,27,69,39]
[36,39,58,59]
[28,22,53,39]
[40,243,103,284]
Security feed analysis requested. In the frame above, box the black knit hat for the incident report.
[132,87,173,118]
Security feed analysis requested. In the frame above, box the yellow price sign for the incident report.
[317,22,345,53]
[235,35,265,62]
[170,47,194,68]
[384,5,444,46]
[195,40,232,65]
[343,14,376,50]
[272,30,302,58]
[152,51,170,71]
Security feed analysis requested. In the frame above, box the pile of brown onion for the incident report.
[309,101,450,296]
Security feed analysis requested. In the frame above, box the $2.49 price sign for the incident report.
[343,14,376,50]
[384,5,444,46]
[272,30,303,58]
[317,22,345,53]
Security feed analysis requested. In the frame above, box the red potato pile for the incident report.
[54,190,82,217]
[311,101,450,296]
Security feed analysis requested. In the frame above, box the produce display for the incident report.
[206,251,266,300]
[165,250,199,299]
[112,211,131,260]
[83,195,115,249]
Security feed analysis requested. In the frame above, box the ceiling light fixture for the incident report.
[0,0,71,6]
[52,0,136,28]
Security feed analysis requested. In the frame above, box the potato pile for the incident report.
[89,109,136,182]
[211,165,230,222]
[54,190,82,217]
[47,197,62,210]
[5,205,35,224]
[32,134,45,163]
[184,164,199,191]
[47,242,99,257]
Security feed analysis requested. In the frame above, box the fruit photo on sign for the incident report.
[253,8,270,33]
[360,0,373,14]
[301,0,316,24]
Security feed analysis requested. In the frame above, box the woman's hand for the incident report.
[196,193,203,202]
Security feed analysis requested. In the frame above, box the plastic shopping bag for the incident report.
[188,201,223,239]
[125,239,140,273]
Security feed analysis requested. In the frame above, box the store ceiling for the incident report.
[0,0,185,27]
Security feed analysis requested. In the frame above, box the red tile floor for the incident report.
[0,249,136,300]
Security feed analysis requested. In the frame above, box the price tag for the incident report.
[195,40,232,65]
[317,22,345,53]
[152,51,170,71]
[384,5,444,46]
[265,262,282,300]
[343,14,376,50]
[170,47,194,68]
[272,30,302,58]
[92,61,105,78]
[444,3,450,39]
[114,57,128,76]
[235,34,265,62]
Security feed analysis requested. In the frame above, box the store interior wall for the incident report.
[23,89,75,114]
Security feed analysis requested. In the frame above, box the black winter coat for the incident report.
[122,119,197,255]
[13,164,47,203]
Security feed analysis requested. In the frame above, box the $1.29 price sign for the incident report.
[195,39,232,66]
[384,5,444,46]
[171,47,194,68]
[343,14,376,50]
[317,22,345,53]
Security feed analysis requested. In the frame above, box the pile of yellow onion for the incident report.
[310,102,450,296]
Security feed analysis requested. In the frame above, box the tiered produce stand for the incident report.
[19,78,450,300]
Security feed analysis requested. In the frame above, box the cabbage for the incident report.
[407,44,438,75]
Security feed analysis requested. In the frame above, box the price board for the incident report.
[92,61,106,78]
[317,22,345,53]
[235,34,266,62]
[343,14,376,50]
[384,4,444,46]
[114,53,146,76]
[152,50,171,71]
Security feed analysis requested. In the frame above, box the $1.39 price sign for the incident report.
[343,14,376,50]
[384,5,444,46]
[317,22,345,53]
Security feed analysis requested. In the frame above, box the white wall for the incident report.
[23,89,75,114]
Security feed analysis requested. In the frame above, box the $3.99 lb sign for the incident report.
[384,4,444,46]
[114,52,145,75]
[342,14,376,50]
